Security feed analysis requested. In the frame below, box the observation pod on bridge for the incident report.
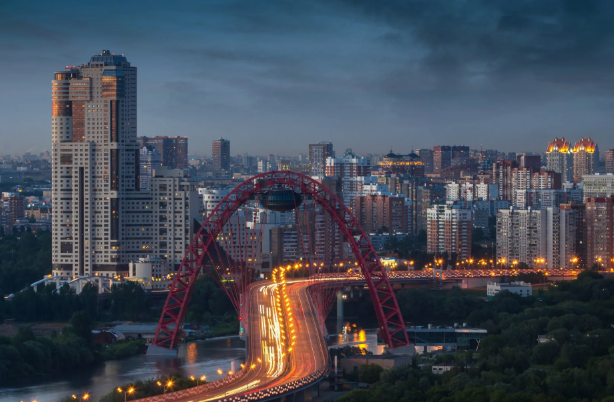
[149,171,410,379]
[258,185,303,212]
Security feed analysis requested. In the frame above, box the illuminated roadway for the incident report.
[160,267,580,401]
[172,280,328,402]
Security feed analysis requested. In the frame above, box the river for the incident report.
[0,322,380,402]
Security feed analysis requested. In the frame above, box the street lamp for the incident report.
[191,375,206,386]
[157,380,173,394]
[71,394,89,402]
[117,387,135,402]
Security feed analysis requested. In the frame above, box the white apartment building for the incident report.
[496,208,547,268]
[325,150,370,212]
[150,168,203,270]
[487,281,532,298]
[515,189,583,209]
[582,173,614,201]
[427,204,472,260]
[199,187,233,217]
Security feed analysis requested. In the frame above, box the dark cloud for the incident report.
[337,0,614,91]
[0,0,613,155]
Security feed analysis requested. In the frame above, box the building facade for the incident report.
[137,136,188,169]
[51,50,140,277]
[51,51,202,278]
[545,137,573,182]
[582,173,614,201]
[433,146,451,174]
[139,146,162,189]
[355,194,411,234]
[2,192,25,232]
[212,137,230,172]
[325,149,370,211]
[572,138,598,182]
[585,197,613,269]
[606,150,614,174]
[309,142,333,178]
[427,204,472,261]
[497,208,547,268]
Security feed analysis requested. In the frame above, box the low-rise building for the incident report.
[487,281,532,299]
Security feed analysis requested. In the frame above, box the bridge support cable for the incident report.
[152,171,410,350]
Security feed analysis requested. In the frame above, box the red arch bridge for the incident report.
[146,171,411,401]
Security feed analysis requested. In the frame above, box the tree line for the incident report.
[336,271,614,402]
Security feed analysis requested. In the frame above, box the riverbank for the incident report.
[0,336,248,402]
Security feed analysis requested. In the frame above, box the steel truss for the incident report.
[152,171,410,349]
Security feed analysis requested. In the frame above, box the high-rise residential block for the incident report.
[309,142,333,177]
[416,149,434,173]
[355,194,411,234]
[433,146,451,173]
[497,208,547,268]
[149,168,203,270]
[545,138,573,182]
[582,173,614,201]
[606,150,614,174]
[585,197,613,269]
[517,155,541,171]
[451,145,470,166]
[51,51,202,278]
[138,136,188,169]
[559,203,583,269]
[51,50,139,277]
[427,204,472,261]
[212,137,230,171]
[325,149,370,211]
[2,192,24,232]
[493,161,560,202]
[378,151,424,177]
[572,138,599,182]
[139,146,162,189]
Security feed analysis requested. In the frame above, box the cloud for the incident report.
[1,0,614,155]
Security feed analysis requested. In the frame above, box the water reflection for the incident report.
[327,325,384,355]
[0,337,246,402]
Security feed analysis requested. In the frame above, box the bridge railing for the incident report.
[222,368,327,402]
[127,369,248,402]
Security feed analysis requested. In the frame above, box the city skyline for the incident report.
[3,1,614,156]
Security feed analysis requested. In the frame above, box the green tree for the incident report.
[358,363,384,383]
[69,310,94,350]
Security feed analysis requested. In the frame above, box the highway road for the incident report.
[172,280,328,402]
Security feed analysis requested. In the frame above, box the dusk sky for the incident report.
[2,0,614,156]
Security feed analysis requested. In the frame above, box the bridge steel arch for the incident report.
[152,171,410,350]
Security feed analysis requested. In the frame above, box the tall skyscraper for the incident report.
[433,146,451,173]
[212,137,230,171]
[545,138,573,182]
[51,50,201,278]
[606,150,614,174]
[52,50,140,277]
[308,142,333,177]
[137,136,188,169]
[572,138,599,182]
